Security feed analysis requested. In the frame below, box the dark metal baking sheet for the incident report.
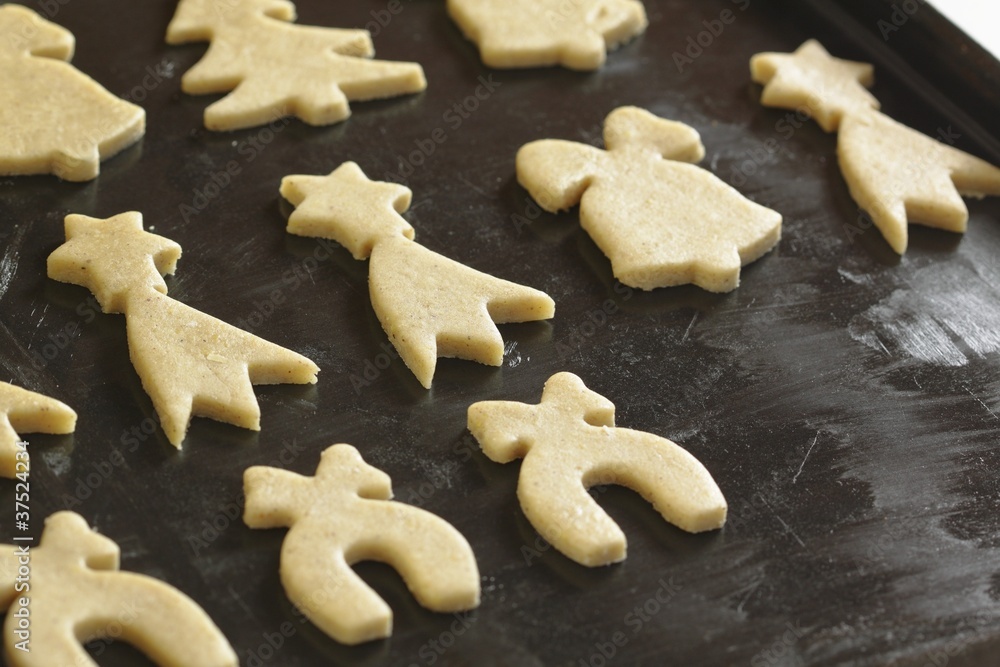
[2,1,1000,665]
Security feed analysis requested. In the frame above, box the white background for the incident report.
[931,0,1000,59]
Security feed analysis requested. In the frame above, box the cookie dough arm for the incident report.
[516,140,603,213]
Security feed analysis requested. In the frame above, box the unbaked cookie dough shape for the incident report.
[447,0,647,70]
[468,372,727,567]
[281,162,555,388]
[0,511,237,667]
[46,212,319,447]
[751,39,1000,254]
[0,382,76,478]
[244,444,480,645]
[0,4,144,181]
[517,106,783,292]
[166,0,427,131]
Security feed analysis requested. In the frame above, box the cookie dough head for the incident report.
[0,382,77,478]
[750,39,878,133]
[447,0,647,70]
[0,4,74,59]
[603,106,705,162]
[47,213,181,314]
[244,445,480,645]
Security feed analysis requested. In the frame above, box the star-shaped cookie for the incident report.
[751,39,879,132]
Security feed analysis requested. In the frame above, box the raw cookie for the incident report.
[468,372,727,567]
[47,212,319,446]
[244,444,480,645]
[517,106,782,292]
[281,162,555,388]
[447,0,647,70]
[0,511,238,667]
[751,39,1000,254]
[166,0,426,131]
[0,382,76,478]
[0,4,144,181]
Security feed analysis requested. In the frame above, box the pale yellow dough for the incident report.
[281,162,555,388]
[751,39,1000,254]
[517,106,782,292]
[0,5,144,181]
[0,382,76,478]
[468,372,727,567]
[166,0,426,130]
[47,212,319,446]
[447,0,647,70]
[0,512,237,667]
[244,444,481,645]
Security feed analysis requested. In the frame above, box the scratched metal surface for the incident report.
[1,0,999,665]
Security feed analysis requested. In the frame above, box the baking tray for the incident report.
[2,1,1000,665]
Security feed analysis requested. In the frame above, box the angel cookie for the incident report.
[468,372,727,566]
[281,162,555,388]
[447,0,647,70]
[244,444,480,644]
[0,5,144,181]
[751,40,1000,254]
[166,0,426,130]
[47,212,319,446]
[0,512,237,667]
[517,106,782,292]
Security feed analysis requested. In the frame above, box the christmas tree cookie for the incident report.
[0,511,238,667]
[468,372,727,567]
[0,382,76,478]
[0,5,144,181]
[751,39,1000,254]
[47,212,319,446]
[244,444,480,645]
[447,0,647,70]
[280,162,555,388]
[517,106,782,292]
[166,0,427,130]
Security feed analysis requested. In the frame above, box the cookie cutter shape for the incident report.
[447,0,647,70]
[468,372,727,567]
[47,212,319,446]
[166,0,427,131]
[0,382,76,478]
[0,5,144,181]
[281,162,555,388]
[751,39,1000,254]
[0,511,237,667]
[244,444,481,645]
[517,106,782,292]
